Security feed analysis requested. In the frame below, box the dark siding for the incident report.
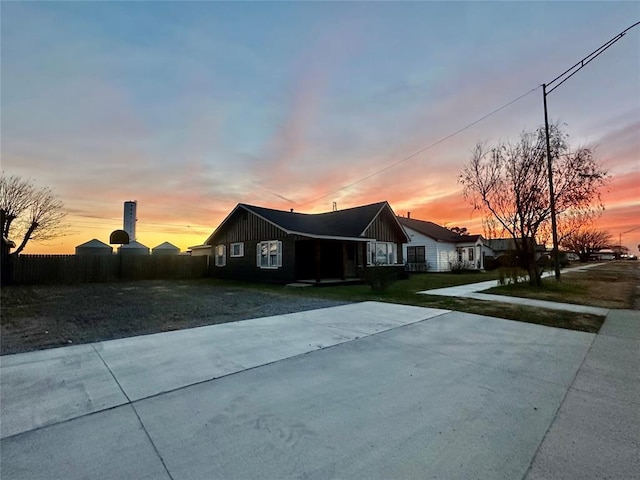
[211,209,287,245]
[363,208,404,242]
[363,207,406,264]
[210,237,296,283]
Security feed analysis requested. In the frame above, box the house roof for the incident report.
[206,201,408,244]
[397,217,481,243]
[486,238,545,252]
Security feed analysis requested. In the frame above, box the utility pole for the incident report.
[542,21,639,281]
[542,84,561,280]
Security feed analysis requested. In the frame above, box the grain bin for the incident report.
[117,240,150,256]
[152,241,180,256]
[76,239,113,256]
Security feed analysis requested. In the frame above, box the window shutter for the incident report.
[256,243,261,267]
[392,243,397,264]
[366,242,371,265]
[223,245,226,266]
[277,241,282,267]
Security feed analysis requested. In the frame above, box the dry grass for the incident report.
[486,261,639,309]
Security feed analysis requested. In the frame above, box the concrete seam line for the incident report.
[520,331,599,480]
[90,343,177,480]
[127,310,457,404]
[295,307,452,331]
[3,313,445,440]
[567,385,640,407]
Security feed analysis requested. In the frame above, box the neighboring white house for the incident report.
[397,216,490,271]
[592,249,615,261]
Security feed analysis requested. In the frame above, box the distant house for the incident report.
[485,238,545,262]
[202,201,408,284]
[591,249,615,261]
[397,216,490,271]
[188,245,212,257]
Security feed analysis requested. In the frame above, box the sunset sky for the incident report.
[2,1,639,254]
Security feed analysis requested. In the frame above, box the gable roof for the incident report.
[119,240,149,250]
[152,241,179,251]
[397,217,481,243]
[76,239,112,249]
[206,201,408,244]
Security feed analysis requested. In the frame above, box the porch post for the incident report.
[315,240,321,284]
[341,242,347,280]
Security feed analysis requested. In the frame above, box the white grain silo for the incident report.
[76,239,113,256]
[152,241,180,256]
[117,240,149,256]
[123,201,137,242]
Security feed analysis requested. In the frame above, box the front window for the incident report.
[257,240,282,269]
[367,242,397,265]
[407,246,425,264]
[230,242,244,257]
[468,247,474,261]
[215,244,226,267]
[457,248,463,262]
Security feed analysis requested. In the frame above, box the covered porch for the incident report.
[294,238,368,284]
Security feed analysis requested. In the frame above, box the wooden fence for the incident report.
[4,254,209,285]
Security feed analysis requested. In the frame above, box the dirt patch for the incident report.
[0,279,349,355]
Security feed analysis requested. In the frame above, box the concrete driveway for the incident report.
[1,301,637,479]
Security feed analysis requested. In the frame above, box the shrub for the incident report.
[360,265,399,292]
[448,259,475,273]
[498,266,527,285]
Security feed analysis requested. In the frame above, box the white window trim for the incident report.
[367,241,398,266]
[230,242,244,258]
[256,240,282,269]
[215,244,226,267]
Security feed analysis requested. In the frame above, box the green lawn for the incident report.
[232,269,605,333]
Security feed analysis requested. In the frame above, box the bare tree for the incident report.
[460,124,608,285]
[449,226,468,235]
[560,228,611,262]
[0,173,67,255]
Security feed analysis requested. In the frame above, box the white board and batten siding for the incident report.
[402,226,489,271]
[403,225,457,272]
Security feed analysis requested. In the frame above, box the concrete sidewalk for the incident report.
[1,302,637,479]
[525,309,640,479]
[418,264,610,316]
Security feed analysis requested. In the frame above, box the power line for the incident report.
[298,85,541,207]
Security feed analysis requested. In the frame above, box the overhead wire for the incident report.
[297,85,542,207]
[64,84,541,227]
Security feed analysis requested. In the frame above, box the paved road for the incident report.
[1,301,637,479]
